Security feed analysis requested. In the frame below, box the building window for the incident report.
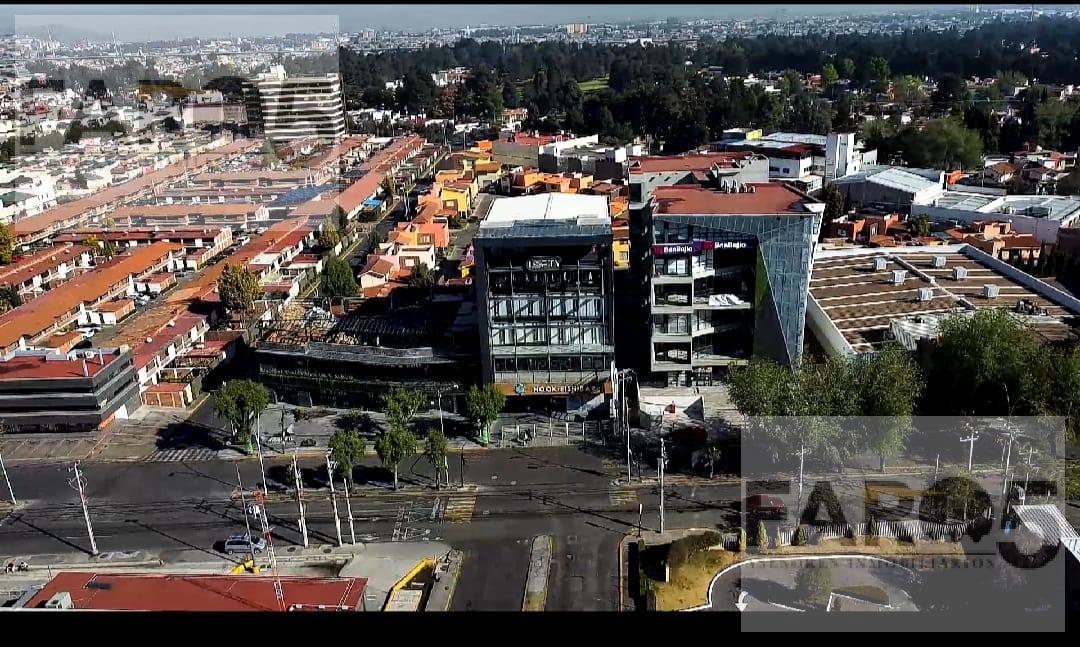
[619,251,629,261]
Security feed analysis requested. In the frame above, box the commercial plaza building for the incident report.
[0,347,140,433]
[474,193,615,412]
[634,181,824,386]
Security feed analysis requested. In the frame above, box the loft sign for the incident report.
[526,256,561,271]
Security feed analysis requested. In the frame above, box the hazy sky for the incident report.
[2,4,993,41]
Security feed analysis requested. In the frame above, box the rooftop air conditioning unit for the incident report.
[890,269,907,285]
[872,257,888,271]
[932,255,947,268]
[983,284,1000,299]
[952,266,968,280]
[917,287,934,302]
[45,592,74,609]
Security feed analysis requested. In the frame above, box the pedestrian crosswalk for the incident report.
[146,447,236,462]
[441,494,476,524]
[609,488,639,508]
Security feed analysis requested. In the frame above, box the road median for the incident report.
[522,534,552,612]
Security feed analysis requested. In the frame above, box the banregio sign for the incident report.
[525,256,562,271]
[652,240,753,256]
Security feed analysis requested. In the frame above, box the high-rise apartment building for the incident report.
[243,65,346,142]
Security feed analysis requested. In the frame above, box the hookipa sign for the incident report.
[525,256,561,271]
[498,382,592,396]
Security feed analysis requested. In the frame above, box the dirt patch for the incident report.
[652,548,744,611]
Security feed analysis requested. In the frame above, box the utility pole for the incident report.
[325,454,344,547]
[236,464,253,545]
[253,411,268,493]
[659,437,667,534]
[293,453,308,548]
[0,448,14,506]
[1021,445,1037,499]
[69,461,98,556]
[1000,424,1022,500]
[795,441,810,515]
[343,474,356,546]
[960,428,979,473]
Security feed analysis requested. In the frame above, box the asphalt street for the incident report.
[0,446,742,610]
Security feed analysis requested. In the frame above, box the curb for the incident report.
[428,550,463,612]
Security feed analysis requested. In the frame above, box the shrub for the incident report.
[756,520,769,549]
[300,438,317,447]
[736,528,747,553]
[792,525,806,546]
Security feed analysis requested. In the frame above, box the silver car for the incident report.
[222,533,267,555]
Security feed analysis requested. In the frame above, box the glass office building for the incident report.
[637,181,823,386]
[474,194,615,412]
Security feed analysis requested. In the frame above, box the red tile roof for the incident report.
[24,572,368,612]
[0,241,181,350]
[0,351,118,381]
[652,183,816,215]
[630,151,756,174]
[0,244,88,288]
[11,139,259,239]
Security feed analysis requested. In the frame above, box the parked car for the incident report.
[745,494,787,518]
[221,534,266,555]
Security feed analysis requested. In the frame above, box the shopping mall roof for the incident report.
[23,572,368,611]
[482,193,610,229]
[808,244,1080,355]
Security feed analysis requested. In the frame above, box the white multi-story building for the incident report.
[244,65,346,143]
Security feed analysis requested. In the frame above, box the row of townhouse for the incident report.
[11,137,261,246]
[105,203,270,231]
[0,243,93,301]
[53,226,234,271]
[108,218,313,408]
[0,241,182,356]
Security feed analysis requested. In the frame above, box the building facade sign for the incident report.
[525,256,562,271]
[652,240,752,256]
[496,381,613,396]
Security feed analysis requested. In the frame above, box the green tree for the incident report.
[328,429,366,484]
[854,342,923,469]
[321,256,358,300]
[217,263,260,313]
[1025,341,1080,443]
[63,121,84,144]
[374,425,417,491]
[215,380,271,449]
[909,214,932,238]
[423,427,448,490]
[101,239,116,260]
[755,519,769,549]
[794,562,833,606]
[924,309,1039,416]
[837,57,856,80]
[407,262,434,289]
[1056,172,1080,197]
[821,63,839,89]
[383,386,427,433]
[898,118,983,170]
[0,285,22,313]
[891,75,925,104]
[465,384,506,444]
[317,223,341,250]
[868,56,891,92]
[819,184,844,241]
[0,223,14,264]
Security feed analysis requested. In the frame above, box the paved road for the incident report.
[0,446,740,610]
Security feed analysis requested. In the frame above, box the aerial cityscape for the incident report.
[0,2,1078,627]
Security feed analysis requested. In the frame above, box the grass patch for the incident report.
[577,76,609,93]
[651,547,744,611]
[773,536,965,558]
